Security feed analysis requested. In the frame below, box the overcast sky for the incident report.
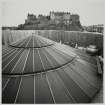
[1,0,104,26]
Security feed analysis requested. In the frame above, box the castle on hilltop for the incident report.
[18,11,83,31]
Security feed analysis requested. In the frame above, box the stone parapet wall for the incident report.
[37,30,103,50]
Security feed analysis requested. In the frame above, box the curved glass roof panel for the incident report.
[2,33,102,103]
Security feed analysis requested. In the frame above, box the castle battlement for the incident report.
[19,11,82,31]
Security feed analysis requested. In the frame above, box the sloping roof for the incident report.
[2,34,101,103]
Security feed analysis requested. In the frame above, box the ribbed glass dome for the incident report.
[2,34,101,103]
[9,35,54,48]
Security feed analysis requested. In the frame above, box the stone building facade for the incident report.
[49,12,79,25]
[83,24,104,33]
[18,11,82,31]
